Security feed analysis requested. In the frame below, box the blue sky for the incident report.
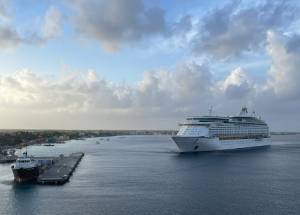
[0,0,299,130]
[0,0,234,82]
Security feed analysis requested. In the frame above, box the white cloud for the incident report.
[135,62,212,113]
[0,62,213,128]
[0,4,64,50]
[0,70,132,112]
[0,48,299,130]
[219,67,253,99]
[265,31,300,99]
[0,0,9,22]
[42,6,64,39]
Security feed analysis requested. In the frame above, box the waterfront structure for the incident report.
[172,107,271,152]
[11,152,84,184]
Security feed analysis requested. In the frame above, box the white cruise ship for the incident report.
[172,107,271,152]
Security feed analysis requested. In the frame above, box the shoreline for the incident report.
[0,130,176,162]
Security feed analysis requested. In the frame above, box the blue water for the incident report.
[0,135,300,215]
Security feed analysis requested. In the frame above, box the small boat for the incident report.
[43,144,55,147]
[11,152,39,182]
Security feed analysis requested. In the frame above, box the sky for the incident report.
[0,0,299,131]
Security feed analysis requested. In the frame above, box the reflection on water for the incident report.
[0,179,14,186]
[0,134,299,215]
[9,183,41,215]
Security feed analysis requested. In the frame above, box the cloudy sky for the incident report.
[0,0,299,131]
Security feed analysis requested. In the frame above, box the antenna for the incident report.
[23,144,28,157]
[239,107,248,116]
[208,105,213,116]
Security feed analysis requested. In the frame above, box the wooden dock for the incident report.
[37,152,84,185]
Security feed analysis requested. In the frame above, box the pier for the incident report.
[0,155,17,163]
[37,152,84,185]
[0,148,17,163]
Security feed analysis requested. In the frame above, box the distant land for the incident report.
[0,129,176,151]
[0,129,298,154]
[270,132,300,135]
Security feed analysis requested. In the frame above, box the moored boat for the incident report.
[11,152,39,182]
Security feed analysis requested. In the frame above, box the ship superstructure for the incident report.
[172,107,271,152]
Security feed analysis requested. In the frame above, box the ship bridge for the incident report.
[182,116,229,125]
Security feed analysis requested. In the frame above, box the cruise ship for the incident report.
[172,107,271,152]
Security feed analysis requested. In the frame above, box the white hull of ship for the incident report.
[172,136,271,153]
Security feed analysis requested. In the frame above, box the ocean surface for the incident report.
[1,134,300,215]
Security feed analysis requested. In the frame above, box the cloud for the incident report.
[218,67,253,99]
[0,70,133,113]
[0,62,212,116]
[265,31,300,100]
[0,48,299,130]
[191,0,298,59]
[170,15,193,36]
[0,4,64,50]
[0,0,21,49]
[0,25,21,48]
[42,6,64,39]
[136,62,212,113]
[72,0,166,52]
[0,0,9,21]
